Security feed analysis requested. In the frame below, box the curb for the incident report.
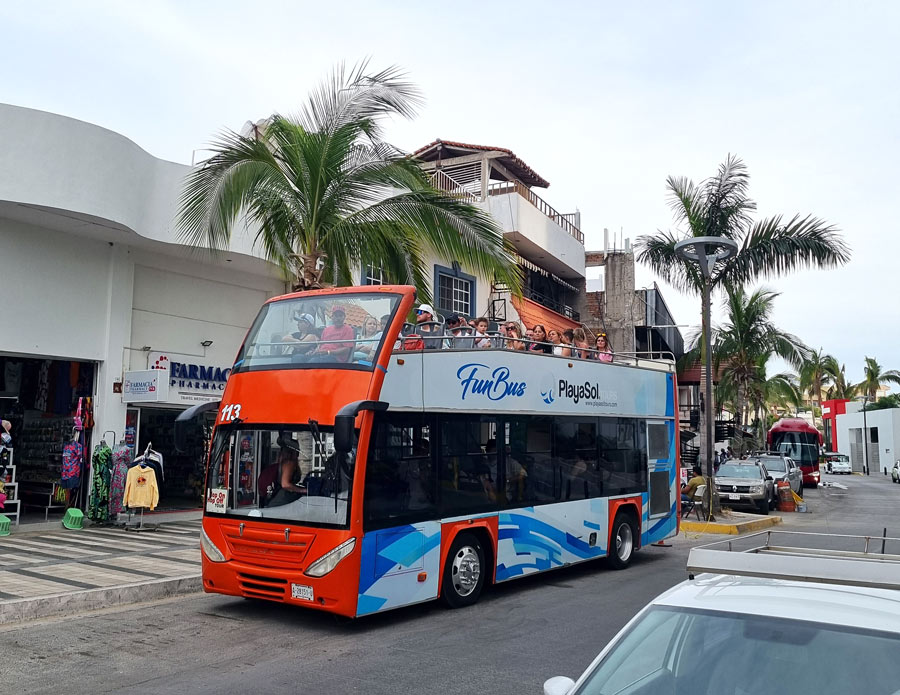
[682,515,783,535]
[0,574,202,626]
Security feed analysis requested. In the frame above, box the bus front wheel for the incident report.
[442,532,486,608]
[608,512,637,570]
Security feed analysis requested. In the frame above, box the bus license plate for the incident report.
[291,583,314,601]
[728,493,740,500]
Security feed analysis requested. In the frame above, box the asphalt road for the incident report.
[3,473,898,695]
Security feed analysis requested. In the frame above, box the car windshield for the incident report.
[233,292,401,373]
[205,425,353,527]
[757,457,785,471]
[717,464,762,479]
[574,606,900,695]
[829,455,850,463]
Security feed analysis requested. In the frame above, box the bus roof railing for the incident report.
[687,530,900,591]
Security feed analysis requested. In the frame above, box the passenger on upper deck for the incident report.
[573,328,593,360]
[505,322,526,351]
[281,312,318,356]
[595,333,614,363]
[414,304,443,350]
[309,306,354,362]
[353,315,381,362]
[529,325,553,354]
[473,317,492,349]
[445,314,475,349]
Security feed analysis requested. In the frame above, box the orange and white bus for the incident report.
[178,285,680,618]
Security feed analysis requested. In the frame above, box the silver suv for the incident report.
[715,460,776,514]
[752,453,802,496]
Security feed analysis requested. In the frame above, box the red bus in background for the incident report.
[767,418,823,488]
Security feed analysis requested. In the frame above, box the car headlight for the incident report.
[200,527,226,563]
[750,485,763,494]
[305,538,356,578]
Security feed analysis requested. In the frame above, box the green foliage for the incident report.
[176,61,522,300]
[864,394,900,411]
[858,357,900,402]
[636,155,850,296]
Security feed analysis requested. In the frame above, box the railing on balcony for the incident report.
[488,180,585,244]
[523,286,580,321]
[429,169,479,202]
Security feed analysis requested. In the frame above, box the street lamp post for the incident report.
[674,237,738,519]
[862,394,870,475]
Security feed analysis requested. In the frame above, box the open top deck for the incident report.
[687,530,900,591]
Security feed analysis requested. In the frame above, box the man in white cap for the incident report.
[415,303,443,350]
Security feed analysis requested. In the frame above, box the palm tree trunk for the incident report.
[292,250,326,292]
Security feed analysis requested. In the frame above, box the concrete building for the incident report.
[412,140,586,333]
[836,403,900,474]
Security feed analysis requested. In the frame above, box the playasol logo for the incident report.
[457,363,526,401]
[558,379,617,406]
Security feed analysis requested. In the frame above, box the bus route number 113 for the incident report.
[220,403,243,423]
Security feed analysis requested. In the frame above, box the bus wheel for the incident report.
[608,513,637,570]
[442,533,486,608]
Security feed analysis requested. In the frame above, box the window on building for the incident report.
[434,264,476,317]
[363,264,384,286]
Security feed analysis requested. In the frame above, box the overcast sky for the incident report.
[3,1,897,388]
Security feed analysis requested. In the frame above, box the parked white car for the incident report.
[825,452,852,475]
[543,532,900,695]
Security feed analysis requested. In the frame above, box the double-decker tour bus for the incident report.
[176,285,680,618]
[767,417,823,487]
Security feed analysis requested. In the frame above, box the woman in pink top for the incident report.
[595,333,614,363]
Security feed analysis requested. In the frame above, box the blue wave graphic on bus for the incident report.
[541,390,554,404]
[457,363,527,401]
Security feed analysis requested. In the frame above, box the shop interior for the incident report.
[134,406,210,511]
[0,354,95,524]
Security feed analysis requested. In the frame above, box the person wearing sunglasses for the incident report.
[595,333,614,363]
[414,303,443,350]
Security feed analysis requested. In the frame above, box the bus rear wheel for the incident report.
[608,512,637,570]
[441,532,486,608]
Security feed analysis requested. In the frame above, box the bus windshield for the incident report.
[205,426,353,528]
[233,292,401,373]
[773,435,819,468]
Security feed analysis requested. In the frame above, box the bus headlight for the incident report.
[305,538,356,578]
[201,527,226,563]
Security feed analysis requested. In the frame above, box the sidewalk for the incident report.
[0,517,202,626]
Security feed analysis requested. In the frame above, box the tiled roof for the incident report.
[412,139,550,188]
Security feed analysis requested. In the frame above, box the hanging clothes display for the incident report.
[87,441,112,522]
[61,436,83,490]
[108,441,132,517]
[123,463,159,511]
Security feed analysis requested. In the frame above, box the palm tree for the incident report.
[177,62,522,298]
[799,349,834,432]
[858,357,900,402]
[683,285,808,454]
[637,155,849,474]
[823,356,857,400]
[747,357,801,447]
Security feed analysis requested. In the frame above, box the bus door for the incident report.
[645,419,676,544]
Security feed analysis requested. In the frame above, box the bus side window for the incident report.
[363,414,436,530]
[438,415,499,515]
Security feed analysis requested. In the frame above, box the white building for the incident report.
[836,403,900,475]
[0,113,587,520]
[0,104,287,517]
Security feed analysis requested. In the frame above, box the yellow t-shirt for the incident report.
[682,474,705,500]
[123,465,160,510]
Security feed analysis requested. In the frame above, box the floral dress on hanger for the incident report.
[108,444,132,517]
[87,442,112,522]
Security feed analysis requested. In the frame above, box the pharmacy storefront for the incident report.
[122,353,234,510]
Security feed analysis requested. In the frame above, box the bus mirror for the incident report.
[174,401,221,453]
[333,400,389,453]
[334,415,354,454]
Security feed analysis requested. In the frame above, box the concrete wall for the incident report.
[836,408,900,474]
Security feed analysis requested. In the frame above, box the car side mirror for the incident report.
[765,476,773,482]
[543,676,576,695]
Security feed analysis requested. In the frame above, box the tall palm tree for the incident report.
[683,285,808,453]
[823,356,857,400]
[858,357,900,402]
[637,155,849,472]
[799,349,834,431]
[177,62,522,298]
